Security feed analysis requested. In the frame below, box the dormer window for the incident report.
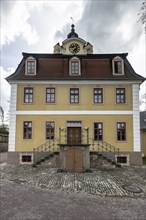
[112,56,124,75]
[25,57,36,75]
[69,57,81,76]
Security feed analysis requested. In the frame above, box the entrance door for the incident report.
[66,148,83,172]
[67,127,81,145]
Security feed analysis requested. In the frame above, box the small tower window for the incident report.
[69,57,81,75]
[71,61,79,74]
[112,56,124,75]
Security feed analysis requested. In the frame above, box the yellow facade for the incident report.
[17,84,132,111]
[15,83,134,153]
[15,114,133,152]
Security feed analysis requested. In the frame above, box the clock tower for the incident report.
[54,24,93,55]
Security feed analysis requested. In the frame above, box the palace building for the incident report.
[6,24,145,171]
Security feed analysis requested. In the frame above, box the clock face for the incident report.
[69,43,80,54]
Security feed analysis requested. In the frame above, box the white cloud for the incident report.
[1,1,39,47]
[1,1,84,49]
[1,0,145,117]
[0,67,14,122]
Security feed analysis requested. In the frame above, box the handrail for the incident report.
[90,139,119,164]
[33,138,59,167]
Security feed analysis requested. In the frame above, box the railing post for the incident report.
[87,128,89,145]
[106,143,108,158]
[33,148,36,167]
[59,128,61,144]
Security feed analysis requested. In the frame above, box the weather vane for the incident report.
[70,17,75,23]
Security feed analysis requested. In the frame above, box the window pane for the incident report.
[46,121,55,139]
[27,61,35,74]
[71,61,79,74]
[94,89,103,103]
[94,123,103,141]
[116,88,125,103]
[23,121,32,139]
[46,88,55,103]
[70,89,79,103]
[117,122,126,141]
[114,61,122,74]
[24,88,33,103]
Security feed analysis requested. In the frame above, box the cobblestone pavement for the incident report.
[0,164,146,198]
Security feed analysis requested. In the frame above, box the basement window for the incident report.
[20,153,33,164]
[116,155,129,165]
[22,155,32,162]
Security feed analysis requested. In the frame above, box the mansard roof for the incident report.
[6,52,145,83]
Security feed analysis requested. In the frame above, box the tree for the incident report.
[138,1,146,32]
[140,93,146,110]
[0,124,9,135]
[0,106,4,125]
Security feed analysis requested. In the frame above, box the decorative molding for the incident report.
[16,110,134,115]
[8,84,17,152]
[133,84,140,152]
[8,80,142,85]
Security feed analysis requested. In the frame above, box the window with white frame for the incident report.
[116,155,129,165]
[112,56,124,75]
[20,153,33,164]
[25,57,36,75]
[69,57,81,75]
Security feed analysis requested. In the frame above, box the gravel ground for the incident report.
[0,164,146,220]
[0,164,146,198]
[0,179,146,220]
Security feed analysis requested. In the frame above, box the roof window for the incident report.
[112,56,124,75]
[25,56,36,75]
[69,57,81,76]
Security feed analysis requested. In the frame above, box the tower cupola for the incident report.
[67,24,79,38]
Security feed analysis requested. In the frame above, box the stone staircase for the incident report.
[33,138,121,169]
[33,139,59,167]
[90,140,121,167]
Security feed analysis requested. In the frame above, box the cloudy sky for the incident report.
[0,0,146,122]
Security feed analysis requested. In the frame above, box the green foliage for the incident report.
[0,124,9,135]
[138,1,146,32]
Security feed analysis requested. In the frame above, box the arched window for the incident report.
[25,56,36,75]
[69,57,81,76]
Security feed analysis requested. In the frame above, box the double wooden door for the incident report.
[66,148,83,172]
[67,127,81,145]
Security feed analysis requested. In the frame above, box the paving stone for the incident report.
[0,163,146,198]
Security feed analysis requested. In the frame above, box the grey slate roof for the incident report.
[140,111,146,130]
